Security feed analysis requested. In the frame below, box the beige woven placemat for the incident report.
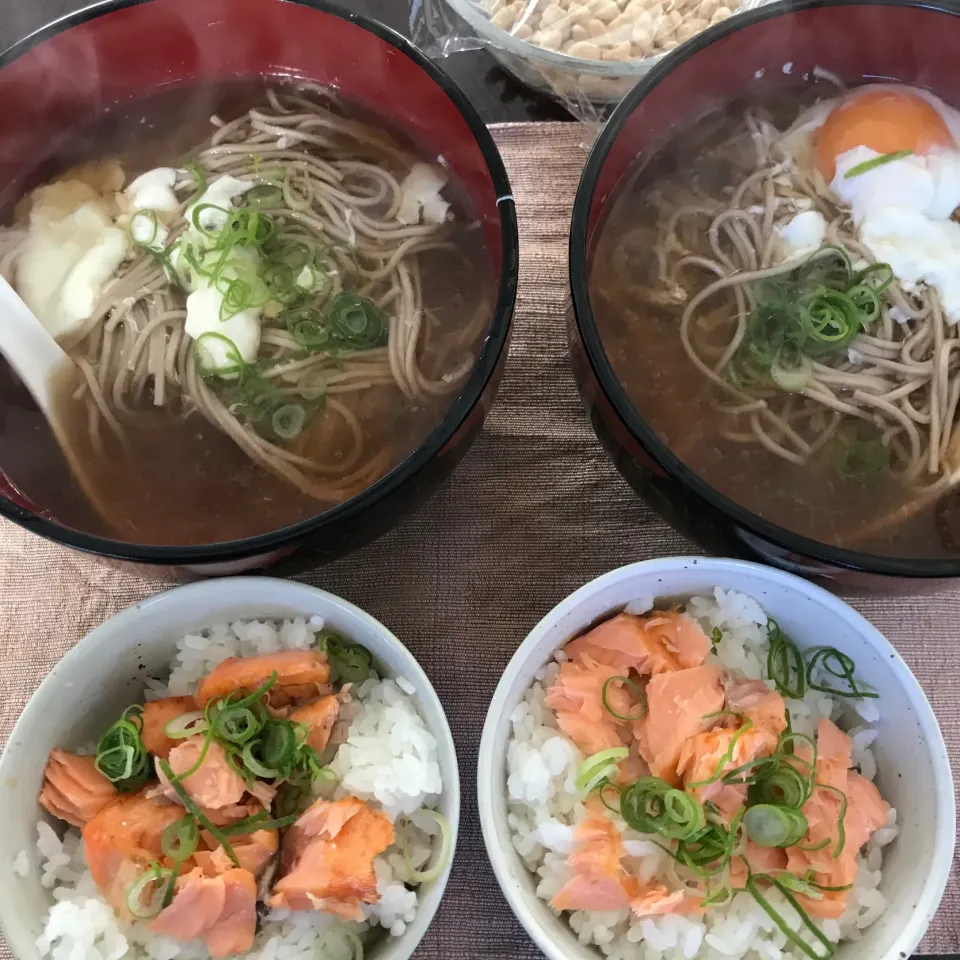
[0,123,957,958]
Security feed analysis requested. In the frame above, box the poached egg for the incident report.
[780,84,960,320]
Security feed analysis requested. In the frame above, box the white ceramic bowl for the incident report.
[478,557,955,960]
[0,577,460,960]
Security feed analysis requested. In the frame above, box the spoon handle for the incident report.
[0,276,73,418]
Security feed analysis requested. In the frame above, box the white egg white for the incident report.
[779,84,960,322]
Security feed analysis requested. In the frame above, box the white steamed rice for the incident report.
[30,616,444,960]
[506,588,899,960]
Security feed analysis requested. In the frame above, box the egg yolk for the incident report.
[814,89,955,181]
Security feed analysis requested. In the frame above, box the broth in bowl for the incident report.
[0,81,494,547]
[589,80,960,560]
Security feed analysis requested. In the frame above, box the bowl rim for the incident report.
[0,575,462,960]
[568,0,960,579]
[0,0,519,565]
[477,555,957,960]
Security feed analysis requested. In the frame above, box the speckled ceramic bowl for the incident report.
[0,577,460,960]
[478,557,955,960]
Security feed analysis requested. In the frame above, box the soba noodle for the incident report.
[643,108,960,528]
[0,87,488,512]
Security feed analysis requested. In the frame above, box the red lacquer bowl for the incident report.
[0,0,518,577]
[569,0,960,587]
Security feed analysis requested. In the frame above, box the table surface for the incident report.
[0,1,956,959]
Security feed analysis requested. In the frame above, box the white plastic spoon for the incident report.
[0,274,71,419]
[0,275,113,525]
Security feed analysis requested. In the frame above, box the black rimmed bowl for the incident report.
[568,0,960,588]
[0,0,517,578]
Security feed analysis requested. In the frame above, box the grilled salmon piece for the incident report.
[196,650,331,707]
[82,791,184,916]
[270,796,394,920]
[141,696,199,759]
[635,664,724,783]
[289,695,340,753]
[545,655,634,757]
[39,750,116,828]
[150,867,257,958]
[155,738,247,813]
[565,611,711,675]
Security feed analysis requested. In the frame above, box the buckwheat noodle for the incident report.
[639,109,960,537]
[1,87,488,504]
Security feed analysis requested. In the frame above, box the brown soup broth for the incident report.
[0,80,495,546]
[588,92,960,561]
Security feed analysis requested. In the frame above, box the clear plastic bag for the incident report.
[413,0,772,122]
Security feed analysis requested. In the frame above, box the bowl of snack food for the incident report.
[0,576,459,960]
[441,0,766,109]
[0,0,517,578]
[478,556,955,960]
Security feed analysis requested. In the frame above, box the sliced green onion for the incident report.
[599,781,623,815]
[241,742,280,779]
[620,776,705,840]
[575,747,629,796]
[815,783,848,857]
[806,647,879,699]
[767,620,805,699]
[746,874,835,959]
[161,816,199,861]
[743,803,808,847]
[163,711,208,740]
[601,675,648,721]
[843,149,912,179]
[662,806,743,877]
[213,703,265,744]
[403,810,453,884]
[728,246,891,397]
[191,202,231,235]
[219,812,298,836]
[217,207,275,248]
[318,631,374,684]
[701,884,733,907]
[772,871,824,899]
[246,183,284,207]
[126,863,171,919]
[272,404,307,441]
[749,760,815,809]
[193,331,247,379]
[854,262,894,293]
[806,873,854,893]
[227,672,279,709]
[834,424,890,484]
[217,276,256,321]
[158,816,199,909]
[310,762,338,786]
[95,706,149,791]
[722,754,781,787]
[711,627,723,651]
[770,352,813,392]
[283,305,334,352]
[327,293,387,349]
[847,283,881,324]
[798,836,831,853]
[297,372,327,402]
[157,758,239,868]
[128,208,159,247]
[260,721,298,770]
[183,161,207,205]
